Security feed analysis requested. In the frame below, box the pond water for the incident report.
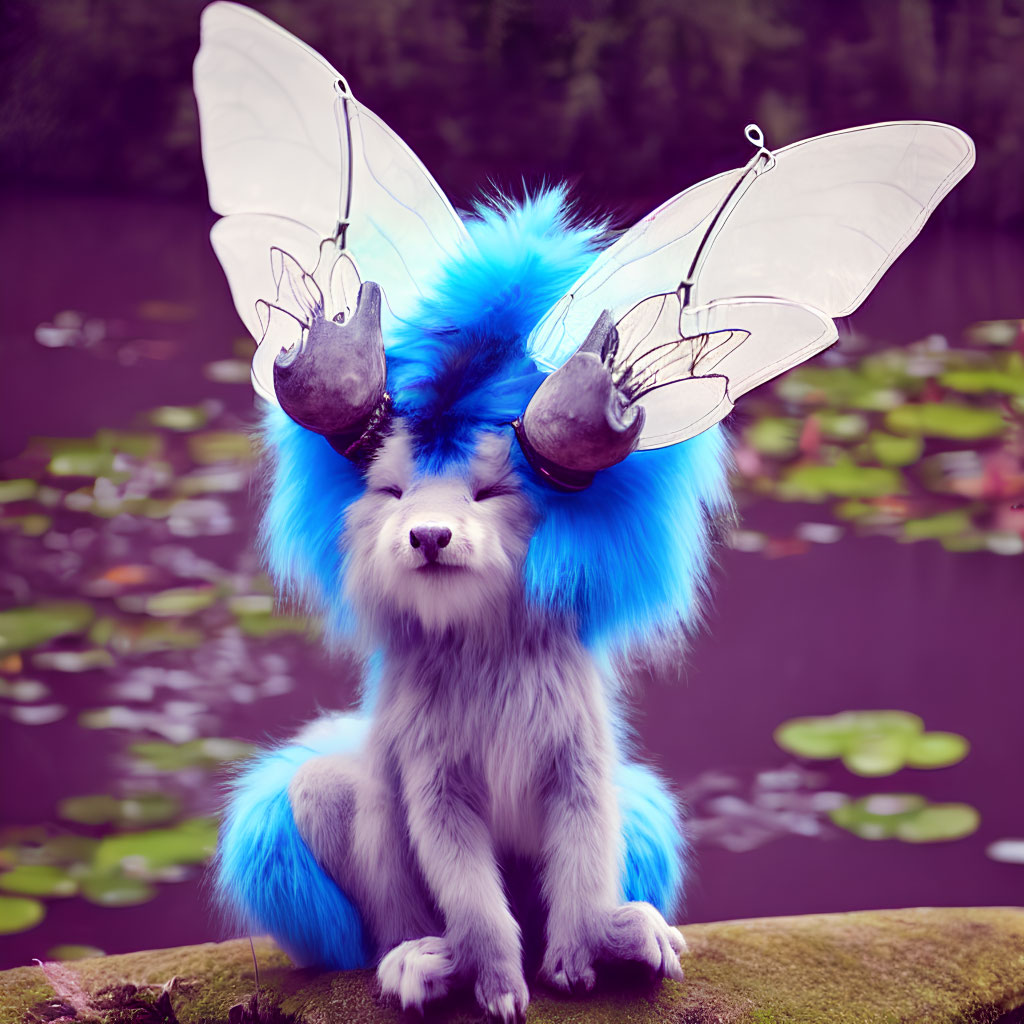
[0,193,1021,969]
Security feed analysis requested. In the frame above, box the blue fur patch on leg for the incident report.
[615,761,688,918]
[216,719,370,969]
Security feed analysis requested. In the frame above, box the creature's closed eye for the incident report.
[473,482,515,502]
[376,485,403,499]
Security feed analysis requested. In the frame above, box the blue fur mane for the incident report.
[260,188,731,650]
[385,189,599,467]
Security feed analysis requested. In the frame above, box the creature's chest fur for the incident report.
[376,621,612,856]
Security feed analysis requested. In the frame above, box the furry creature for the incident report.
[195,5,973,1020]
[217,194,716,1021]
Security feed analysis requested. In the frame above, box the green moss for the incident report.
[1,909,1022,1023]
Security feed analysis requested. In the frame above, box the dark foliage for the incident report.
[1,0,1022,222]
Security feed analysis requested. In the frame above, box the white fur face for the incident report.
[343,427,535,633]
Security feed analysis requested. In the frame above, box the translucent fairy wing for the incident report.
[529,169,742,371]
[210,216,324,342]
[194,1,470,330]
[195,2,348,228]
[529,121,974,372]
[614,294,836,450]
[691,122,975,316]
[678,297,837,398]
[211,214,362,403]
[343,102,473,319]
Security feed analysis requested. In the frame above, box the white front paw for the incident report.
[540,939,598,994]
[601,901,686,981]
[474,958,529,1024]
[377,935,456,1011]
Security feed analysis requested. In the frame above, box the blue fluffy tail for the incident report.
[615,761,689,917]
[215,716,369,969]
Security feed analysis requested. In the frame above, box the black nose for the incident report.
[409,524,452,563]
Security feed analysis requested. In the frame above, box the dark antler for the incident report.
[273,280,390,460]
[515,311,644,491]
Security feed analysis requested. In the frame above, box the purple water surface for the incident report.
[0,193,1021,968]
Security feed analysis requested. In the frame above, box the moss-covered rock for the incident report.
[1,907,1022,1023]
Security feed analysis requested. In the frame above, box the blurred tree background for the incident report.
[1,0,1023,223]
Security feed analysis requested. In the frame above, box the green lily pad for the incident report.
[236,611,312,638]
[940,367,1024,397]
[776,459,904,501]
[833,500,876,520]
[47,944,104,960]
[905,731,970,769]
[844,711,922,734]
[775,711,932,776]
[143,586,220,617]
[830,794,928,840]
[0,478,38,503]
[80,873,155,907]
[174,467,248,496]
[746,417,801,458]
[88,617,117,647]
[120,621,205,653]
[129,738,255,772]
[963,319,1021,347]
[776,366,909,410]
[0,865,77,897]
[940,533,989,553]
[187,431,256,465]
[842,733,910,777]
[47,445,117,477]
[38,836,99,865]
[228,595,276,615]
[0,602,95,654]
[147,405,209,431]
[774,718,849,759]
[77,707,132,731]
[0,514,51,536]
[817,410,869,441]
[58,791,179,828]
[93,429,164,458]
[0,894,44,933]
[865,431,923,467]
[203,359,251,384]
[903,510,974,541]
[137,498,177,519]
[895,803,980,842]
[831,795,980,843]
[93,818,218,873]
[58,794,122,826]
[32,648,115,672]
[885,403,1006,440]
[118,793,181,826]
